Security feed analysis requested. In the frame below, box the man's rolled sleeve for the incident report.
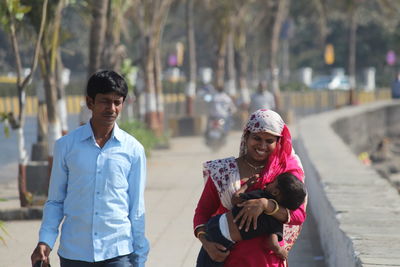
[39,140,68,249]
[128,145,149,266]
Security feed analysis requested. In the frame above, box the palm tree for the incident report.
[102,0,132,73]
[88,0,109,77]
[202,0,234,89]
[131,0,174,135]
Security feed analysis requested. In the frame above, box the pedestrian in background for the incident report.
[31,70,149,267]
[391,72,400,99]
[249,81,276,114]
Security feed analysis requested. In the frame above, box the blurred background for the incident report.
[1,0,400,207]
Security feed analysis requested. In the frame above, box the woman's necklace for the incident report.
[242,157,264,171]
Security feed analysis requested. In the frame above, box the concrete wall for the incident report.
[296,100,400,267]
[331,103,400,154]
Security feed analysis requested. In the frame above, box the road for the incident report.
[0,115,80,184]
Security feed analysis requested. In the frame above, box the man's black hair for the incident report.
[86,70,128,100]
[276,172,306,210]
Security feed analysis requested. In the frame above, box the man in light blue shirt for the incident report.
[31,70,149,267]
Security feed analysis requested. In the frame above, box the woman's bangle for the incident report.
[264,199,279,215]
[196,230,207,239]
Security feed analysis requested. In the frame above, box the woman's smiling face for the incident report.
[246,131,279,163]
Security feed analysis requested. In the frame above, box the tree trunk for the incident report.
[281,39,290,83]
[270,0,289,112]
[312,0,328,50]
[17,129,29,206]
[144,37,160,134]
[251,50,260,86]
[8,17,29,206]
[348,9,357,89]
[36,80,48,144]
[347,4,358,106]
[43,69,62,157]
[40,51,62,160]
[185,0,196,116]
[215,34,227,89]
[88,0,109,77]
[102,0,126,72]
[154,44,164,136]
[226,26,236,97]
[236,45,250,109]
[40,0,65,183]
[56,53,68,135]
[131,0,173,133]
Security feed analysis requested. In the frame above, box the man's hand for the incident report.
[31,242,51,267]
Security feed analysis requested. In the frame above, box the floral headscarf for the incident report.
[203,109,304,209]
[240,109,304,185]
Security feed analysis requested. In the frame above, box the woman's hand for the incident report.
[199,235,230,262]
[234,198,269,232]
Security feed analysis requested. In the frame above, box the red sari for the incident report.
[193,109,306,267]
[194,160,306,267]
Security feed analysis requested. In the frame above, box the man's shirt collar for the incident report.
[80,121,123,143]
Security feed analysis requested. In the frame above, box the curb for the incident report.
[0,207,43,221]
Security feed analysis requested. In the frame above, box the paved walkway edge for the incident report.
[297,100,400,267]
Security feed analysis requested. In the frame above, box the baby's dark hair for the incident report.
[276,172,306,210]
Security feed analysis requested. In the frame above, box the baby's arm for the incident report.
[231,175,259,205]
[265,234,288,260]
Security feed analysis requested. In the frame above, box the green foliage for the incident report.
[281,82,310,92]
[119,120,159,156]
[0,220,9,246]
[0,112,10,137]
[0,0,32,27]
[120,59,138,91]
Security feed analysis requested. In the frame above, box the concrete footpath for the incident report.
[0,131,324,267]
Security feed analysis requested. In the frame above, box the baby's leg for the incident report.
[265,234,288,260]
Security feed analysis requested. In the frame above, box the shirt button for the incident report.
[96,192,100,195]
[94,232,98,236]
[95,212,98,215]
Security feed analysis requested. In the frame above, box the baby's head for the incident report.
[265,172,306,210]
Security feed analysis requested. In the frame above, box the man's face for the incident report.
[87,92,124,127]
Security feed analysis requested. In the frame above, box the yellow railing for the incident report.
[0,95,84,115]
[0,90,392,116]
